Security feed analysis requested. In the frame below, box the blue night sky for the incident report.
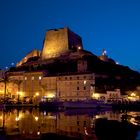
[0,0,140,71]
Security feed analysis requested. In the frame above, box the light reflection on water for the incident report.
[0,108,139,140]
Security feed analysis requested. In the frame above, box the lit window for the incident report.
[84,80,87,85]
[31,77,34,80]
[39,76,42,80]
[37,131,40,135]
[25,77,27,80]
[78,46,81,50]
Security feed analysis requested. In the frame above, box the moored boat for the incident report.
[63,100,112,109]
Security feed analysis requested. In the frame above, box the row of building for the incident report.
[0,27,139,103]
[1,69,137,103]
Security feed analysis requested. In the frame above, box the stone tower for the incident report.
[41,27,83,60]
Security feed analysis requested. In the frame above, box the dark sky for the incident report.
[0,0,140,70]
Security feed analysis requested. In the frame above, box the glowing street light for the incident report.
[35,92,39,96]
[15,117,19,121]
[92,93,100,99]
[37,131,40,135]
[35,116,39,121]
[84,80,87,85]
[78,46,81,50]
[131,93,136,97]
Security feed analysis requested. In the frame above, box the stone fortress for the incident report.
[41,27,83,60]
[16,27,114,67]
[0,27,140,103]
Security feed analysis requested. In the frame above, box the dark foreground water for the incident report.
[0,108,140,140]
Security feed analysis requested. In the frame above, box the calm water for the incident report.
[0,108,140,140]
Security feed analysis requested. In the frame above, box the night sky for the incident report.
[1,0,140,71]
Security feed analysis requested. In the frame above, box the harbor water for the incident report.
[0,108,140,140]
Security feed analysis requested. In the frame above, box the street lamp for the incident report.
[35,92,39,96]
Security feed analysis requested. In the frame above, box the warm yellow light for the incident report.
[95,115,101,119]
[130,118,138,125]
[47,93,55,98]
[15,117,19,121]
[131,93,136,97]
[128,96,138,101]
[46,115,56,120]
[128,96,132,99]
[37,131,40,135]
[35,116,39,121]
[19,113,22,118]
[31,77,34,80]
[35,92,39,96]
[84,80,87,85]
[92,93,100,99]
[17,91,23,96]
[15,113,23,121]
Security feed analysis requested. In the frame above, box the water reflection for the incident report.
[0,108,139,140]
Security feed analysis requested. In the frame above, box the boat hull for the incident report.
[63,101,112,109]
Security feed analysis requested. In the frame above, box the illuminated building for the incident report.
[41,27,83,60]
[16,49,41,67]
[92,89,122,102]
[6,71,95,102]
[0,27,140,102]
[0,27,95,102]
[56,73,95,101]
